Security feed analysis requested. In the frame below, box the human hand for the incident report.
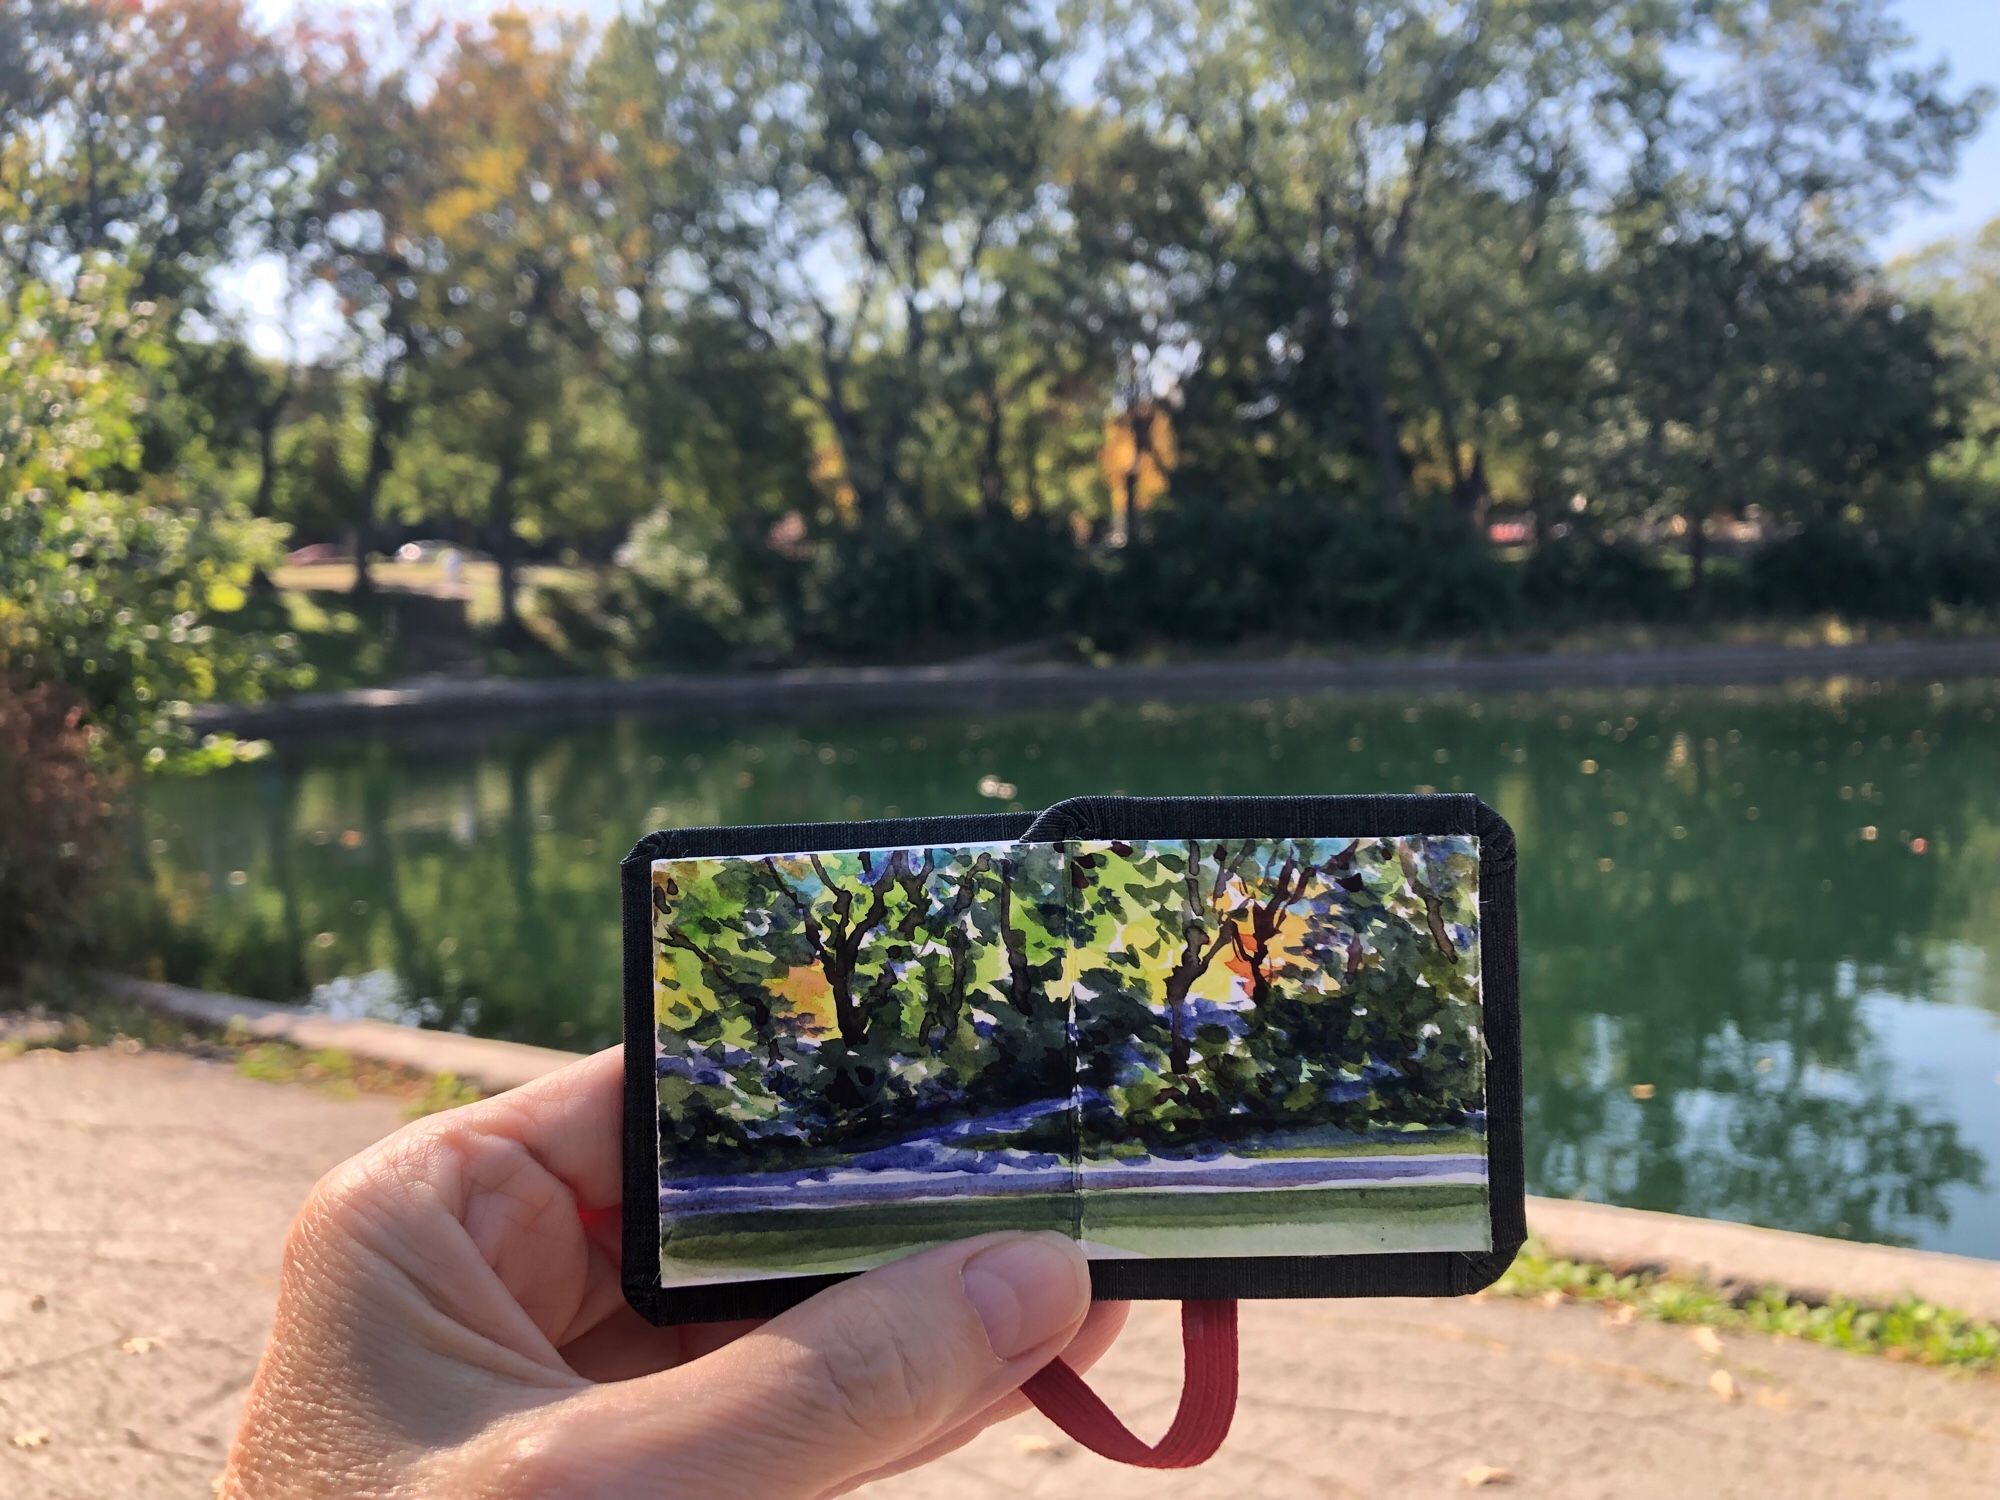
[221,1048,1127,1498]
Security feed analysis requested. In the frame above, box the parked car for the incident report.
[284,541,349,565]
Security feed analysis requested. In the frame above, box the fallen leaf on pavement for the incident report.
[1014,1434,1068,1458]
[12,1428,50,1449]
[1463,1465,1515,1487]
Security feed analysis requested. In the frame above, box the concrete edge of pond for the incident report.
[105,971,2000,1324]
[103,974,581,1094]
[186,636,2000,735]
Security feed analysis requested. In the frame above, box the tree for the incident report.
[1066,836,1480,1150]
[1895,216,2000,500]
[1571,231,1955,584]
[400,9,613,632]
[1073,0,1669,512]
[664,0,1085,528]
[0,263,293,752]
[0,0,308,306]
[295,7,454,594]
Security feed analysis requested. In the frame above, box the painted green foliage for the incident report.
[653,833,1481,1171]
[1069,837,1482,1156]
[653,842,1069,1167]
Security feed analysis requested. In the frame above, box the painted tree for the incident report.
[1259,836,1483,1133]
[653,844,1069,1158]
[1066,836,1483,1150]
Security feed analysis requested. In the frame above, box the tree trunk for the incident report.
[352,374,400,598]
[1354,361,1406,508]
[349,527,375,596]
[997,858,1038,1015]
[1162,920,1234,1076]
[1687,508,1709,595]
[1119,411,1146,547]
[979,390,1006,520]
[490,444,524,639]
[249,382,289,594]
[1326,310,1407,507]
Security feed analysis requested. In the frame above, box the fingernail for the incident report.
[961,1233,1089,1360]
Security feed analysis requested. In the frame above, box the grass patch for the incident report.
[229,1035,481,1117]
[1,971,485,1120]
[1494,1240,2000,1373]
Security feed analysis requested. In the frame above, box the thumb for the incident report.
[530,1232,1092,1499]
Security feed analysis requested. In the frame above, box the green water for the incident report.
[139,679,2000,1258]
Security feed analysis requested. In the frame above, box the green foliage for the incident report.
[797,511,1093,657]
[620,508,793,664]
[0,266,298,754]
[1896,216,2000,505]
[1749,501,2000,620]
[653,836,1481,1169]
[1519,532,1681,624]
[1100,500,1513,647]
[1069,836,1482,1152]
[654,844,1073,1162]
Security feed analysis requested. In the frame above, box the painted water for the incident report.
[137,677,2000,1258]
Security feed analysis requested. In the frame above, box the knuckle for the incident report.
[281,1155,373,1273]
[279,1123,446,1273]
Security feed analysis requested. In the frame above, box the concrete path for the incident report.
[3,1049,1995,1500]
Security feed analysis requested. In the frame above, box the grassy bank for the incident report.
[1493,1243,2000,1374]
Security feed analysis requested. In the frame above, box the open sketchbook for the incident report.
[621,796,1522,1325]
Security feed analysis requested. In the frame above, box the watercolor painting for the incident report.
[1066,837,1488,1260]
[650,835,1487,1286]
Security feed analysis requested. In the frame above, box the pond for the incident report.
[137,677,2000,1258]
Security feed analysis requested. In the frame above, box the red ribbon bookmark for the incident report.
[1022,1300,1239,1469]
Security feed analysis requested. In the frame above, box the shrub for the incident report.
[1743,507,2000,620]
[1103,498,1515,646]
[616,510,794,667]
[796,509,1092,658]
[1518,532,1681,623]
[0,679,112,983]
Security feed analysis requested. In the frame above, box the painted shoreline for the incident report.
[187,635,2000,735]
[106,973,2000,1322]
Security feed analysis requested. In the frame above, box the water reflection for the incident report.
[139,679,2000,1255]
